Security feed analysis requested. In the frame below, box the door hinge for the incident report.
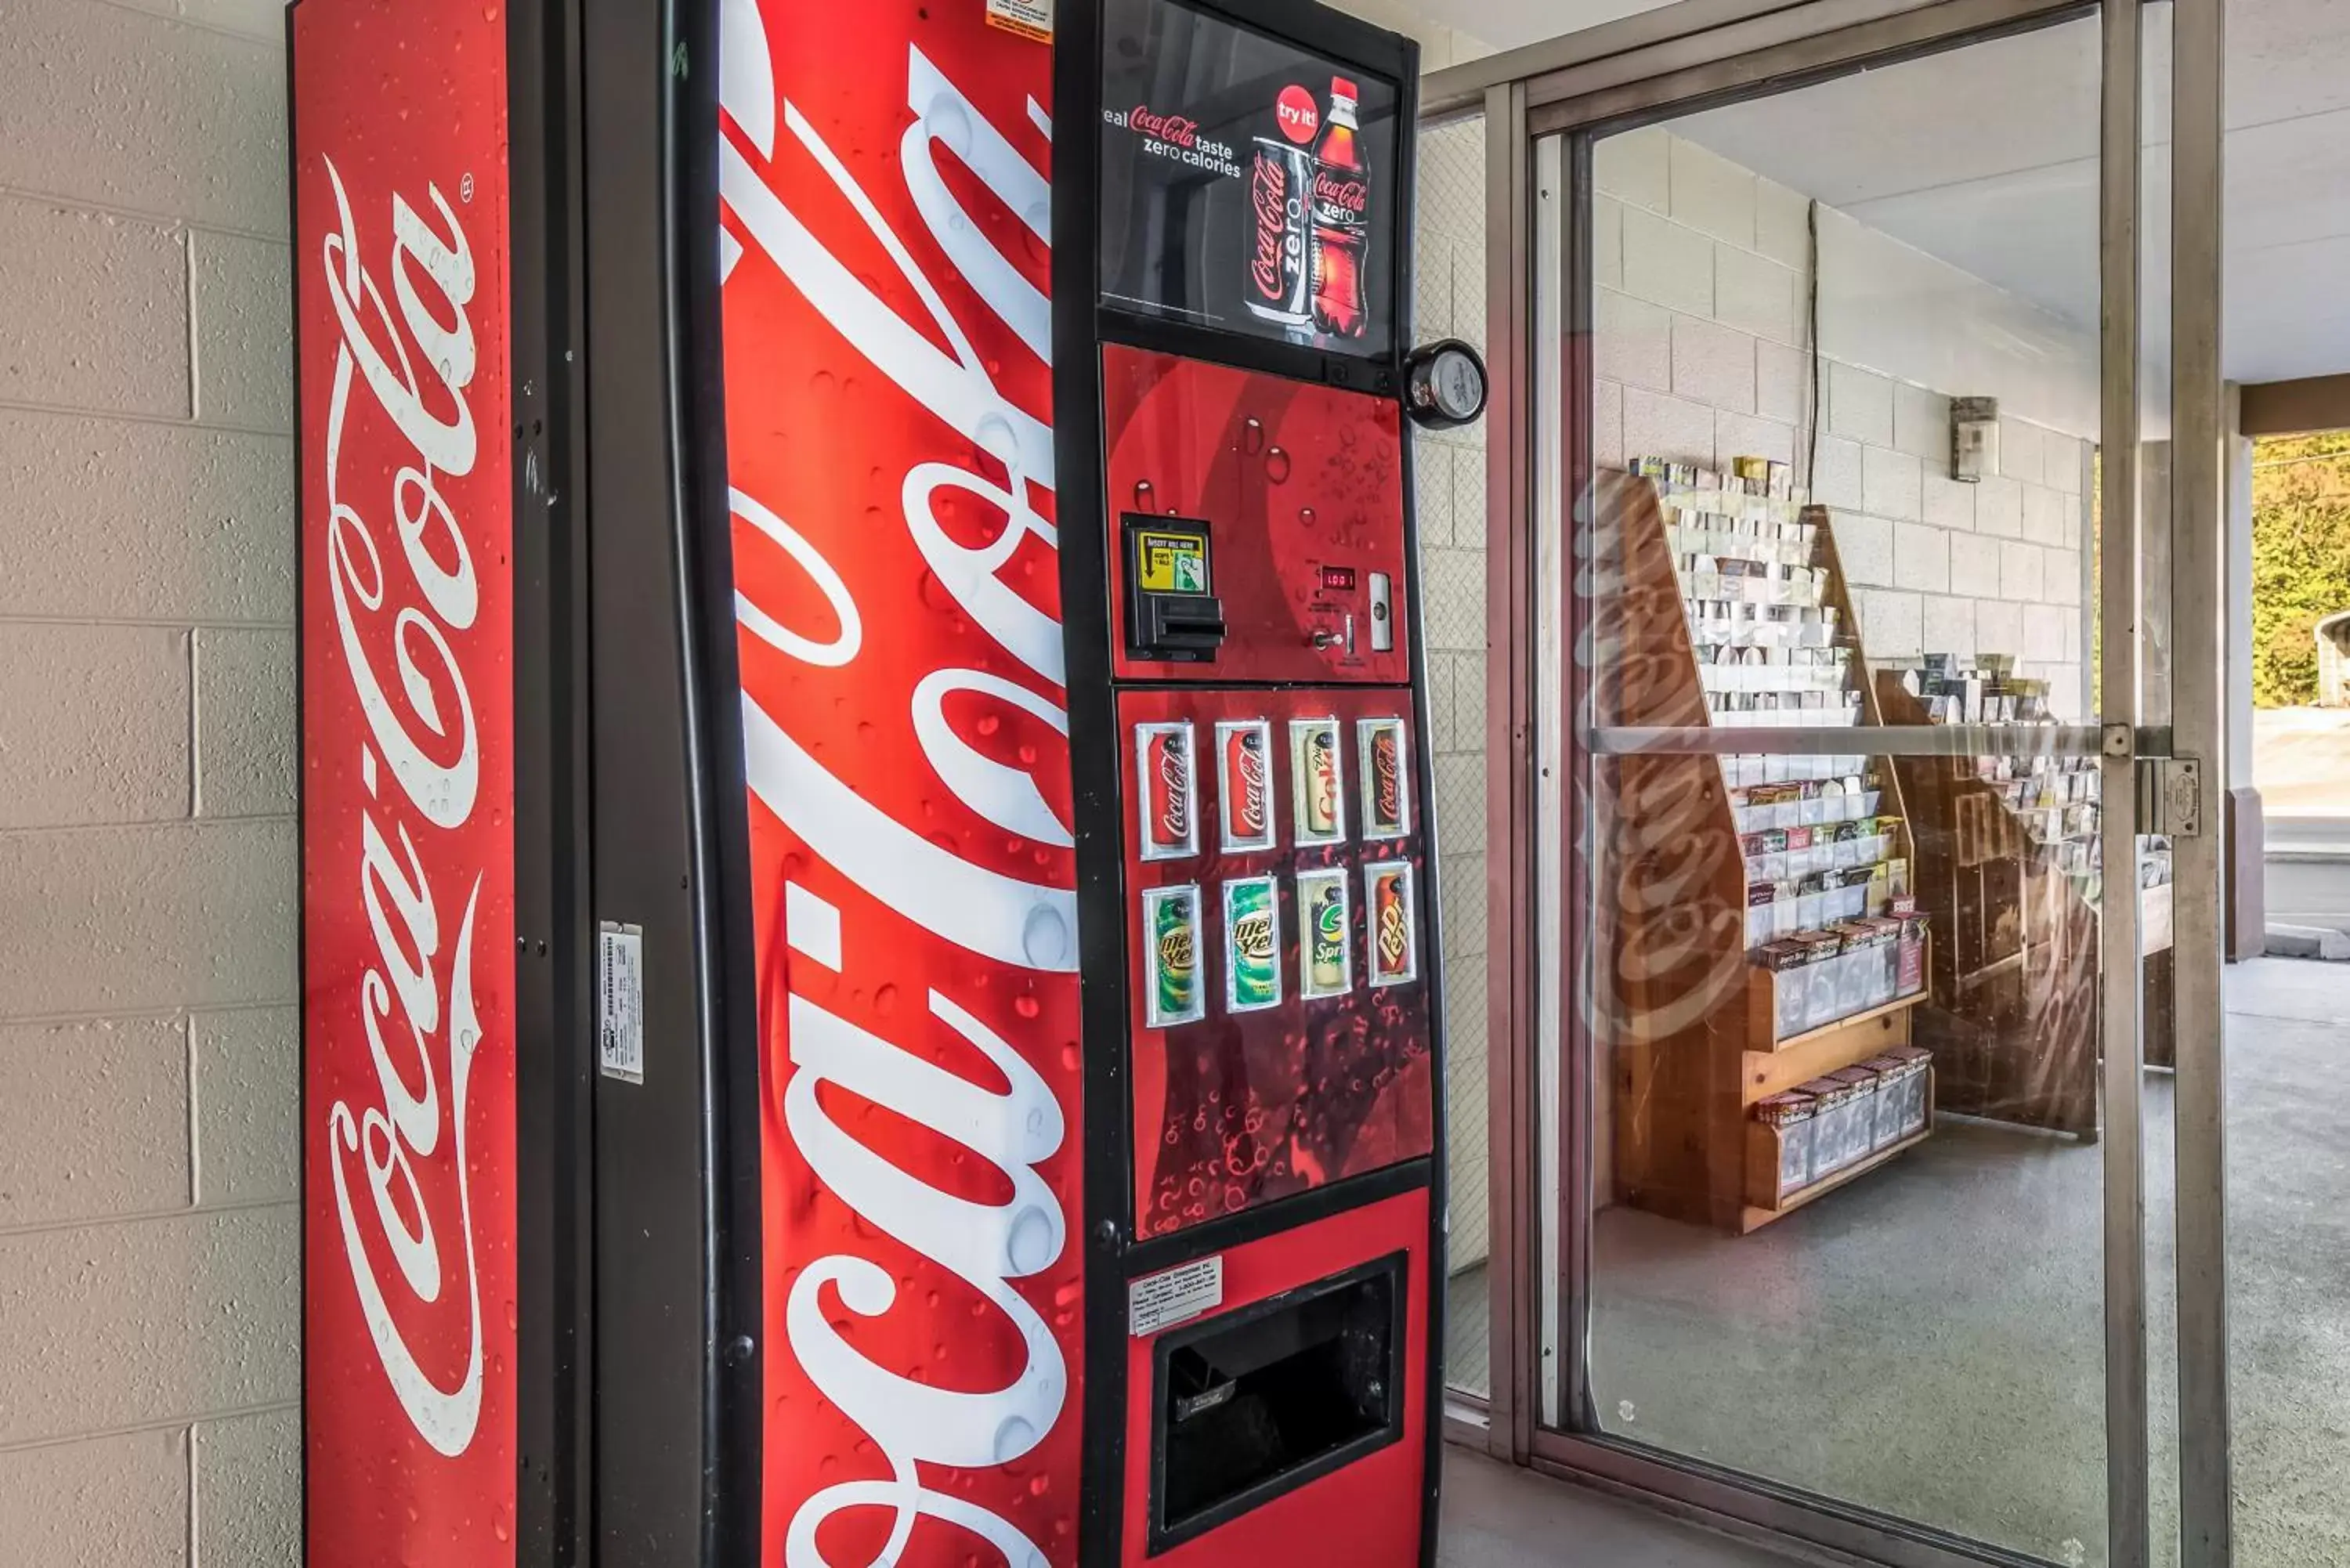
[2137,756,2203,838]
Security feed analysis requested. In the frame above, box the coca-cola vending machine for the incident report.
[291,0,1478,1563]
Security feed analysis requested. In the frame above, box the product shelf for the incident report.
[1596,464,1936,1234]
[1742,1093,1935,1233]
[1873,671,2175,1129]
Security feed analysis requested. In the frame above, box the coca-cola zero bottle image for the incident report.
[1310,75,1370,339]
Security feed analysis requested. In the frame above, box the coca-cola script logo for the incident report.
[1235,746,1268,830]
[1156,739,1191,843]
[1372,738,1402,826]
[1130,103,1199,148]
[1313,169,1369,217]
[1249,156,1296,300]
[316,155,491,1460]
[720,10,1078,1565]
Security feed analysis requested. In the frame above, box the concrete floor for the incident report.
[1440,1447,1818,1567]
[1566,957,2350,1568]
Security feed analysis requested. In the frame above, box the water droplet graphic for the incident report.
[1299,506,1316,526]
[1264,446,1291,483]
[1005,1204,1056,1274]
[1242,416,1265,453]
[1021,902,1072,967]
[1133,479,1155,510]
[992,1414,1039,1464]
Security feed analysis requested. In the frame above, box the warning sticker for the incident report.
[985,0,1052,43]
[1137,529,1209,594]
[598,922,645,1085]
[1128,1255,1223,1336]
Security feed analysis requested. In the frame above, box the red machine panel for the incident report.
[1122,686,1434,1238]
[1120,1189,1431,1567]
[715,3,1083,1564]
[292,1,519,1562]
[1103,345,1412,685]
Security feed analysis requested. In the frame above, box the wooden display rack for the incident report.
[1594,471,1932,1233]
[1875,674,2177,1115]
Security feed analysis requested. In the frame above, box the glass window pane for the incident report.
[1567,16,2122,1563]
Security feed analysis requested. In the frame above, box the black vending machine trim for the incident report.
[506,0,597,1559]
[662,0,768,1556]
[569,0,761,1560]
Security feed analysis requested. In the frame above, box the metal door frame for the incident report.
[1421,0,2234,1563]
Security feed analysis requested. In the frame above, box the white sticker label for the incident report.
[1128,1255,1223,1337]
[985,0,1052,43]
[598,922,645,1085]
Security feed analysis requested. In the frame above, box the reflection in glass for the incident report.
[1571,17,2126,1563]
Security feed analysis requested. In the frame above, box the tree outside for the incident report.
[2253,430,2350,707]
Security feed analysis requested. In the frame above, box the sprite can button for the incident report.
[1299,871,1351,997]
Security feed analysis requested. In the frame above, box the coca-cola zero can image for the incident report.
[1297,867,1352,999]
[1365,859,1417,985]
[1142,883,1206,1027]
[1358,717,1410,839]
[1289,715,1345,844]
[1217,717,1275,851]
[1223,874,1283,1011]
[1134,720,1198,860]
[1245,137,1313,327]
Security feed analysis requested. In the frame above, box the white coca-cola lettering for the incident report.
[720,12,1068,1563]
[1372,732,1402,823]
[1155,735,1191,841]
[1313,170,1369,217]
[316,154,490,1460]
[1129,104,1198,147]
[1236,737,1268,829]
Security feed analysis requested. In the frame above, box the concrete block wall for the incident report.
[1595,126,2094,716]
[1409,114,1492,1277]
[0,2,299,1563]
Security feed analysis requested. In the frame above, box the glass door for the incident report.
[1419,0,2185,1561]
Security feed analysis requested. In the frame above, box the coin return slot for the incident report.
[1150,1254,1405,1552]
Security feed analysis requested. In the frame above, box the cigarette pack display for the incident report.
[1798,1075,1861,1179]
[1860,1055,1914,1150]
[1608,462,1935,1230]
[1896,912,1929,996]
[1882,1045,1934,1136]
[1755,1092,1820,1201]
[1761,938,1813,1039]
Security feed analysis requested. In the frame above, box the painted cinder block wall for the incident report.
[0,0,1502,1553]
[0,1,300,1562]
[1595,125,2098,719]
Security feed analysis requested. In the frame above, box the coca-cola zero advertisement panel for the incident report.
[1098,0,1398,357]
[714,2,1085,1563]
[292,0,519,1561]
